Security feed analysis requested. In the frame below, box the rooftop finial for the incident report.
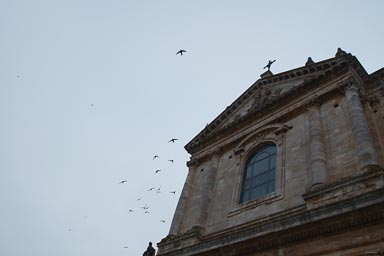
[335,47,347,57]
[305,57,315,66]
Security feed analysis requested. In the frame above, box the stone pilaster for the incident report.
[339,77,378,170]
[195,151,221,228]
[168,159,199,235]
[306,97,327,189]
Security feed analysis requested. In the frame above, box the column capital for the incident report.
[304,95,322,110]
[337,76,361,94]
[187,158,200,168]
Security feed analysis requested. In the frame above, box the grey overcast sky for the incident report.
[1,0,383,255]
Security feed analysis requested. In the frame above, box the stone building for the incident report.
[157,49,384,256]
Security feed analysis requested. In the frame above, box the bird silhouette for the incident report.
[147,187,155,191]
[153,155,159,160]
[176,50,186,55]
[119,180,127,184]
[155,169,162,174]
[129,210,134,213]
[168,159,174,163]
[141,205,149,210]
[160,220,166,223]
[168,138,178,143]
[170,191,176,194]
[137,197,142,201]
[123,246,128,249]
[145,211,149,214]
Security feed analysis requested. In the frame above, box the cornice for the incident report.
[185,53,368,155]
[157,189,384,256]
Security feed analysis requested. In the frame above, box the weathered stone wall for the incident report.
[248,222,384,256]
[177,80,383,236]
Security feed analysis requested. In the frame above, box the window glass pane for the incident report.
[241,143,277,203]
[241,190,250,203]
[269,169,275,181]
[245,166,253,179]
[251,184,268,199]
[268,181,275,193]
[252,173,268,186]
[254,152,269,162]
[264,145,276,155]
[244,179,252,190]
[253,158,269,176]
[269,155,276,169]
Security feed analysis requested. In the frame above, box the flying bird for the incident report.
[160,220,166,223]
[155,169,162,174]
[145,211,149,214]
[170,191,176,194]
[119,180,127,184]
[137,197,142,201]
[153,155,159,160]
[129,210,134,213]
[123,246,128,249]
[168,138,178,143]
[141,205,149,210]
[176,50,186,56]
[168,159,174,163]
[147,187,155,191]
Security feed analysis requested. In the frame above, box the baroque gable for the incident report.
[185,50,369,155]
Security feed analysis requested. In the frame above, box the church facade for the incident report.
[157,49,384,256]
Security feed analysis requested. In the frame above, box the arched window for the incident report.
[240,143,276,203]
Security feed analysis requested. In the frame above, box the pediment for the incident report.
[215,78,309,130]
[185,52,368,154]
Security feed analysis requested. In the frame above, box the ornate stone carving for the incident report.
[337,76,360,94]
[187,158,201,168]
[248,86,272,113]
[304,95,322,110]
[335,47,347,57]
[305,57,315,66]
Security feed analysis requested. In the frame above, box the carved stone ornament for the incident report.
[337,76,361,94]
[187,158,201,168]
[248,86,273,113]
[304,95,322,110]
[335,47,347,57]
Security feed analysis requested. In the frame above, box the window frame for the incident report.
[228,125,287,216]
[240,143,277,203]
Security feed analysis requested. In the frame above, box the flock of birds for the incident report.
[119,138,180,221]
[116,137,181,249]
[75,50,188,251]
